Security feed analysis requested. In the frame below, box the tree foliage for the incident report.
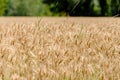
[5,0,52,16]
[43,0,120,16]
[0,0,119,16]
[0,0,8,16]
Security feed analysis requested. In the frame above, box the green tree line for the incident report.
[0,0,120,16]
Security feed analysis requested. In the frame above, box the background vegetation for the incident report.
[0,0,120,16]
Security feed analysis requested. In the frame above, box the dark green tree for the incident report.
[0,0,8,16]
[43,0,101,16]
[43,0,120,16]
[99,0,108,16]
[111,0,120,16]
[1,0,119,16]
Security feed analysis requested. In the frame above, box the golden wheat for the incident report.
[0,17,120,80]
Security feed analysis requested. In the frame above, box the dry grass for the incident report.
[0,17,120,80]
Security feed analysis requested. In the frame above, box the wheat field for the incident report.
[0,17,120,80]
